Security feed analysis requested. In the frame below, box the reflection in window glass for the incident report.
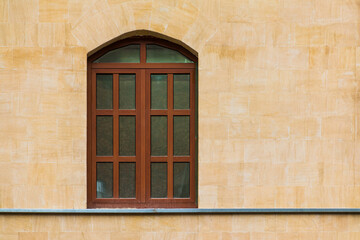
[173,162,190,198]
[119,163,136,198]
[151,116,167,156]
[119,116,136,156]
[96,74,113,109]
[96,116,113,156]
[119,74,136,109]
[151,74,167,109]
[96,163,113,198]
[147,45,193,63]
[151,163,167,198]
[173,74,190,109]
[94,45,140,63]
[173,116,190,156]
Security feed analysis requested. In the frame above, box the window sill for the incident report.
[1,208,360,214]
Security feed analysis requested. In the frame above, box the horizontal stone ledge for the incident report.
[1,208,360,214]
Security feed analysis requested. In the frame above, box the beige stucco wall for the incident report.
[1,0,360,237]
[2,0,359,209]
[1,214,360,239]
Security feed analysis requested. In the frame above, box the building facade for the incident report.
[1,0,360,239]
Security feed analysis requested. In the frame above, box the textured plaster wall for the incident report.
[2,0,360,238]
[0,0,360,211]
[2,214,360,239]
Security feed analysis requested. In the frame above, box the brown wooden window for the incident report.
[87,37,197,208]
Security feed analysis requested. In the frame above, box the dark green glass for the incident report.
[96,116,113,156]
[151,116,167,156]
[146,44,193,63]
[119,116,136,156]
[151,163,167,198]
[151,74,167,109]
[96,74,113,109]
[119,163,136,198]
[173,116,190,156]
[96,163,113,198]
[119,74,135,109]
[173,162,190,198]
[174,74,190,109]
[94,44,140,63]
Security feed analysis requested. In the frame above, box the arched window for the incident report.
[87,37,197,208]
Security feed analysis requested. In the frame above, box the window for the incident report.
[87,37,197,208]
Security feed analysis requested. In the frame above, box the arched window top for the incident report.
[94,44,140,63]
[90,37,196,64]
[146,45,193,63]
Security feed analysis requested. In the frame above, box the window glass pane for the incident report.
[173,116,190,156]
[96,163,113,198]
[119,74,135,109]
[119,116,136,156]
[151,116,167,156]
[174,74,190,109]
[151,74,167,109]
[173,162,190,198]
[119,163,136,198]
[96,74,113,109]
[146,44,193,63]
[94,44,140,63]
[96,116,113,156]
[151,163,167,198]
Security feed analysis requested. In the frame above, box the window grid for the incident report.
[88,38,197,208]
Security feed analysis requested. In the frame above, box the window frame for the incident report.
[87,37,197,208]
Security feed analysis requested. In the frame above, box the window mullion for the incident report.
[168,73,174,199]
[190,69,195,201]
[91,70,97,202]
[134,71,140,202]
[113,73,119,198]
[141,69,147,203]
[140,43,146,63]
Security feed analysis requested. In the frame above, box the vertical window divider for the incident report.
[143,69,148,203]
[168,73,174,199]
[87,65,92,205]
[140,43,146,63]
[91,71,97,202]
[136,70,142,202]
[113,73,119,198]
[190,69,195,201]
